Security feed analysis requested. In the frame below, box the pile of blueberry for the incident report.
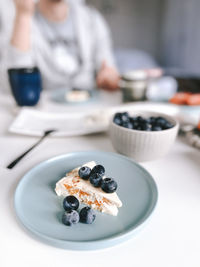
[62,196,96,226]
[113,112,174,131]
[61,164,118,226]
[78,164,118,193]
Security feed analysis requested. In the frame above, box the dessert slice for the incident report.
[55,161,122,216]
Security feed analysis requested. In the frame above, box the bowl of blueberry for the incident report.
[109,111,179,162]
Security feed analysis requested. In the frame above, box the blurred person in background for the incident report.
[2,0,119,92]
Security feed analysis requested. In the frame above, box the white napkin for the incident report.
[8,108,111,137]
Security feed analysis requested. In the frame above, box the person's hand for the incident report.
[14,0,35,16]
[11,0,35,51]
[96,61,120,91]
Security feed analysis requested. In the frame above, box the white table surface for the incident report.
[0,93,200,267]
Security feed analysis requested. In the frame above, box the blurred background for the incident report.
[87,0,200,75]
[0,0,200,75]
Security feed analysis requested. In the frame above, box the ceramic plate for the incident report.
[50,88,99,105]
[9,108,109,137]
[14,151,158,250]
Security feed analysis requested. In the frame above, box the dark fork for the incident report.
[7,129,56,169]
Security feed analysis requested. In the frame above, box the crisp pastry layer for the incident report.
[55,161,122,216]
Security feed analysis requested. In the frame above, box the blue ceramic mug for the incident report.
[8,67,42,106]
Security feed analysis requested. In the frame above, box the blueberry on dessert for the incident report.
[101,178,118,193]
[62,210,80,226]
[63,195,79,212]
[91,164,105,177]
[89,172,103,187]
[79,207,96,224]
[78,166,91,180]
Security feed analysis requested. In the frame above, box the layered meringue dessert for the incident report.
[55,161,122,216]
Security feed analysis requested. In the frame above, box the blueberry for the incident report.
[142,118,149,124]
[91,165,105,176]
[156,116,167,121]
[163,121,174,129]
[63,196,79,212]
[78,166,91,180]
[152,126,162,131]
[114,112,122,118]
[156,117,168,128]
[136,126,142,131]
[130,117,138,127]
[89,172,102,187]
[101,178,118,193]
[122,121,134,129]
[113,112,130,125]
[132,121,140,129]
[121,112,130,123]
[136,116,144,123]
[141,122,152,131]
[79,207,96,224]
[113,117,122,126]
[130,116,137,123]
[122,112,129,117]
[146,118,151,124]
[149,116,157,124]
[113,113,122,126]
[62,210,80,226]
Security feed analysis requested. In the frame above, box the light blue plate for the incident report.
[50,88,99,105]
[14,151,158,250]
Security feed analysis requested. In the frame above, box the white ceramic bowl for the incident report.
[109,111,179,162]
